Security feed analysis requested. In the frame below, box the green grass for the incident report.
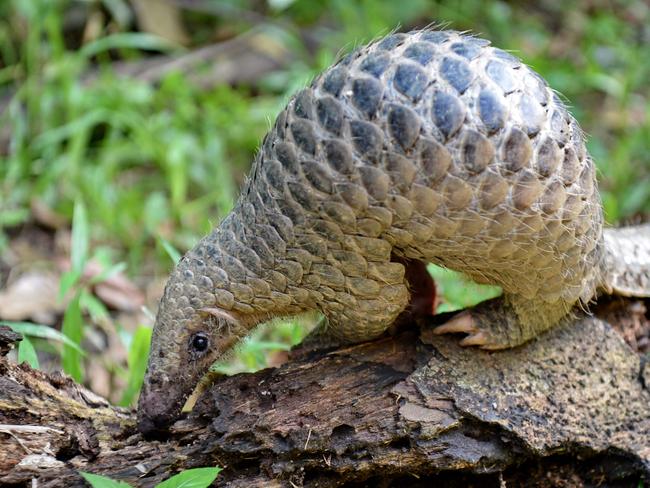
[0,0,648,402]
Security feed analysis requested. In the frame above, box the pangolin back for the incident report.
[170,29,603,341]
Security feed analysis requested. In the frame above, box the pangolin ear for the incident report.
[199,307,239,323]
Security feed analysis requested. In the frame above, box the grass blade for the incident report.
[71,200,89,275]
[1,321,86,355]
[17,335,39,368]
[61,294,84,382]
[118,325,152,406]
[155,467,222,488]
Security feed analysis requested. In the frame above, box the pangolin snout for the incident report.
[137,375,187,435]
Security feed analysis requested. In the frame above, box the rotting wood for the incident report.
[0,313,648,487]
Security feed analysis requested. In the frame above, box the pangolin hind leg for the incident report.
[435,294,574,349]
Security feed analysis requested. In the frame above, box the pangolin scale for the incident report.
[137,29,650,434]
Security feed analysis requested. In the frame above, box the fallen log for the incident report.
[0,313,648,487]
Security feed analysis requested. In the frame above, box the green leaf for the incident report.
[79,471,132,488]
[79,33,179,59]
[118,325,152,406]
[1,321,86,355]
[158,237,182,265]
[61,294,84,382]
[155,467,222,488]
[80,290,109,322]
[0,207,29,227]
[59,269,82,302]
[17,335,39,368]
[71,200,89,275]
[89,261,127,285]
[427,264,502,313]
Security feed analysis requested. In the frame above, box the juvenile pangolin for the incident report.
[137,29,650,434]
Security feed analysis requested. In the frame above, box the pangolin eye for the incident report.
[190,333,210,353]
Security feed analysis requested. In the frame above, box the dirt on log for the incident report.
[0,311,649,487]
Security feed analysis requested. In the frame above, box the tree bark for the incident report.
[0,313,648,487]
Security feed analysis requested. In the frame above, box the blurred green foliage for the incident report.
[2,0,648,259]
[0,0,648,400]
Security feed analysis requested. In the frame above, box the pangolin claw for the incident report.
[433,311,476,335]
[459,331,489,347]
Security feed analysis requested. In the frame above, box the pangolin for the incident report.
[137,29,650,434]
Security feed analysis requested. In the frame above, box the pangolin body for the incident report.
[137,29,649,434]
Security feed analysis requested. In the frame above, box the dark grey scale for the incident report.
[274,195,306,226]
[404,42,436,65]
[275,141,301,175]
[384,152,417,192]
[431,90,465,140]
[359,166,390,201]
[293,89,314,118]
[502,127,532,172]
[290,120,318,155]
[578,163,595,196]
[335,183,368,214]
[561,147,580,185]
[420,30,450,43]
[338,50,357,67]
[239,202,257,229]
[191,256,205,269]
[323,139,355,174]
[478,89,507,133]
[265,212,295,243]
[203,242,220,262]
[322,67,347,97]
[461,129,494,174]
[302,160,334,194]
[260,132,273,158]
[257,184,276,210]
[360,52,391,78]
[440,56,473,94]
[525,72,549,106]
[350,120,383,158]
[274,109,288,139]
[322,201,357,229]
[296,233,328,257]
[486,60,517,94]
[316,96,344,135]
[550,109,570,147]
[263,159,287,191]
[257,224,286,256]
[234,243,263,275]
[393,62,429,100]
[536,137,562,177]
[450,41,481,60]
[518,94,544,136]
[287,180,320,212]
[417,138,452,183]
[493,48,522,67]
[220,254,249,282]
[570,121,586,161]
[539,180,567,215]
[387,103,421,150]
[377,33,407,50]
[246,235,275,266]
[312,219,345,243]
[467,36,490,48]
[352,77,383,117]
[217,213,236,234]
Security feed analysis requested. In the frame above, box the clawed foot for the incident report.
[433,298,525,350]
[433,311,503,349]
